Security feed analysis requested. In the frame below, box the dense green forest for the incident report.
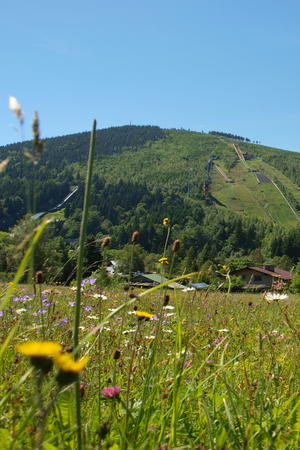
[1,125,300,283]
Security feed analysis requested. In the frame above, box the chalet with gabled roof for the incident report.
[230,265,292,290]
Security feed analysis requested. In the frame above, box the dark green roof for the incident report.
[132,273,169,283]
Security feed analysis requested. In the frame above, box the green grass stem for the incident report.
[72,119,97,450]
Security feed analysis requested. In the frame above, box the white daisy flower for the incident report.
[264,292,288,302]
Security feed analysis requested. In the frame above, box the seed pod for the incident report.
[80,381,86,398]
[172,239,181,252]
[101,236,111,247]
[131,231,139,242]
[163,294,170,306]
[113,349,121,360]
[98,422,109,440]
[33,112,39,142]
[35,271,43,284]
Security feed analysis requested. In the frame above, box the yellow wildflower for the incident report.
[54,353,88,372]
[162,218,170,225]
[135,311,155,320]
[16,341,62,357]
[54,353,88,385]
[158,257,169,264]
[16,341,62,373]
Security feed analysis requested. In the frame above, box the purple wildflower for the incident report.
[81,278,97,287]
[84,306,93,311]
[68,301,75,307]
[101,386,121,398]
[33,309,47,316]
[55,317,69,326]
[43,301,51,307]
[211,336,225,346]
[150,315,159,321]
[13,296,28,302]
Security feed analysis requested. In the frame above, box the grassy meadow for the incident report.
[1,282,300,449]
[2,119,300,450]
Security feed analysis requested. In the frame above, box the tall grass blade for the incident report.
[0,323,19,360]
[73,119,97,450]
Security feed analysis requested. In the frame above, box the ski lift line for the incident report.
[233,143,245,162]
[271,180,300,221]
[214,165,231,182]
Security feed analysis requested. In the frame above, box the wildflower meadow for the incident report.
[1,120,300,450]
[1,281,300,449]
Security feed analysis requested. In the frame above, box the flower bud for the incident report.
[172,239,181,252]
[163,294,170,306]
[35,271,43,284]
[101,236,111,247]
[131,231,139,242]
[113,349,121,360]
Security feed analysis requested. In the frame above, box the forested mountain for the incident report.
[1,125,300,281]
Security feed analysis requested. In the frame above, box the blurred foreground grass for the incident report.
[1,283,300,449]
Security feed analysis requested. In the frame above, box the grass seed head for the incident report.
[172,239,181,252]
[131,231,139,242]
[9,96,24,122]
[35,271,43,284]
[163,294,170,306]
[101,236,112,247]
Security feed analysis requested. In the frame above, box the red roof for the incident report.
[233,266,292,280]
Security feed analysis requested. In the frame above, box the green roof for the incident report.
[133,273,169,283]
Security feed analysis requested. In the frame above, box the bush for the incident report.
[0,272,14,282]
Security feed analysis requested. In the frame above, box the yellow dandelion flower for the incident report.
[54,353,88,385]
[54,353,88,373]
[158,257,169,264]
[16,341,62,357]
[162,218,170,226]
[135,311,155,320]
[16,341,62,373]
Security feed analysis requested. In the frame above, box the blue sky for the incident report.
[1,0,300,151]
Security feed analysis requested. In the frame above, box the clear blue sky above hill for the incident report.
[1,0,300,151]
